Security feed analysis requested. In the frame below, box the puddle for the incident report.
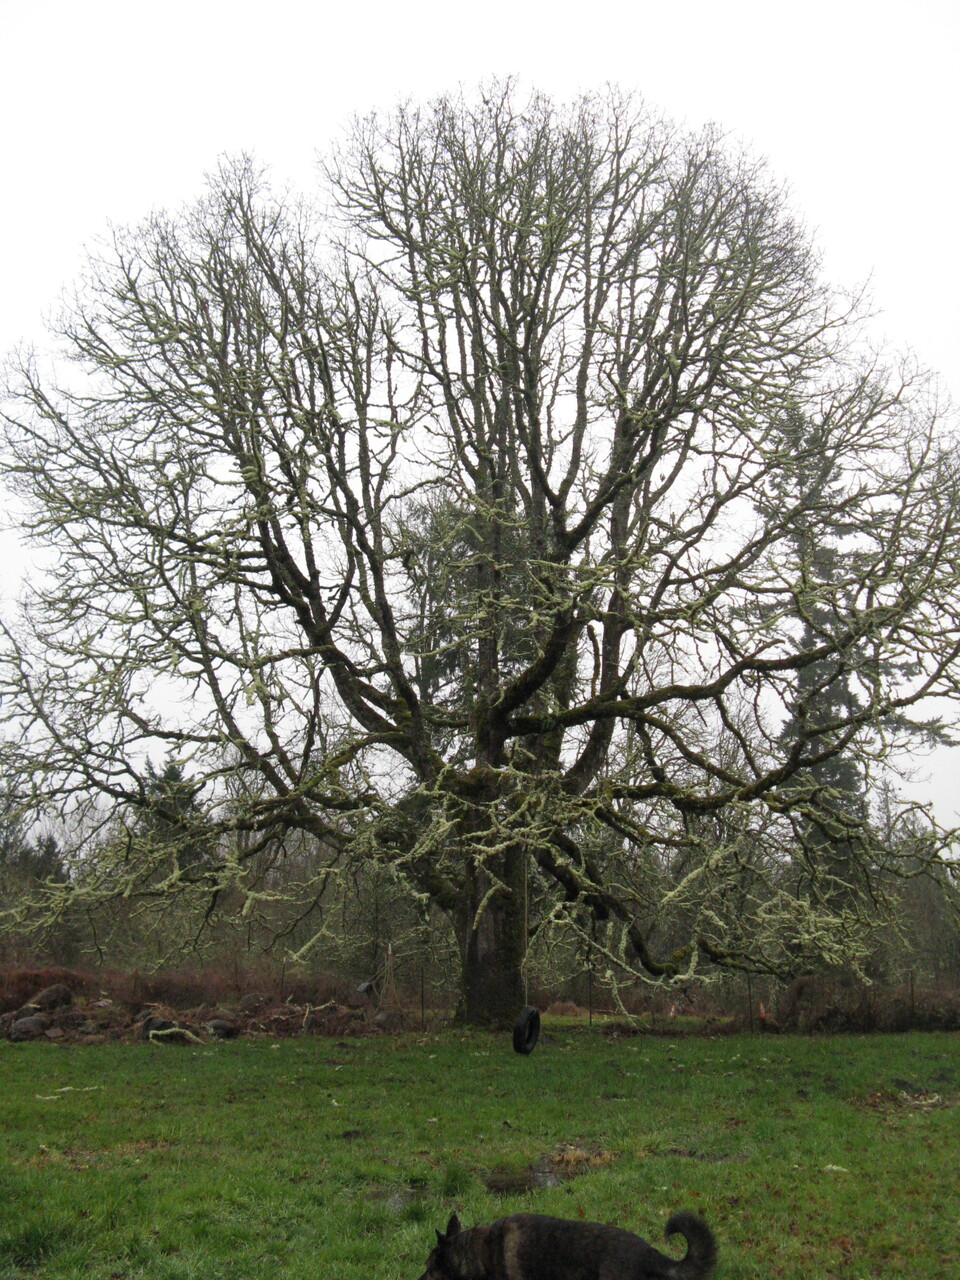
[368,1146,620,1206]
[484,1160,564,1195]
[663,1148,743,1163]
[483,1145,615,1195]
[368,1178,430,1213]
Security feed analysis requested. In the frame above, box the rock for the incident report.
[10,1015,49,1041]
[31,983,74,1012]
[205,1018,239,1039]
[373,1010,405,1031]
[44,1026,65,1040]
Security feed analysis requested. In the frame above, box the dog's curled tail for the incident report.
[664,1211,717,1279]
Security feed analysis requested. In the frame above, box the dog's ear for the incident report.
[444,1213,462,1238]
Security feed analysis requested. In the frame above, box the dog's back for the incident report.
[420,1209,716,1280]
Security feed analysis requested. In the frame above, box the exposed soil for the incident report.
[483,1144,616,1195]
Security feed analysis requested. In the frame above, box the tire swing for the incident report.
[512,1005,541,1055]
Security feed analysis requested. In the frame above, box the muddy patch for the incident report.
[483,1144,615,1195]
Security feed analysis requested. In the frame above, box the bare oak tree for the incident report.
[2,85,959,1022]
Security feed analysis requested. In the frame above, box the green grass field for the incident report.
[0,1024,956,1278]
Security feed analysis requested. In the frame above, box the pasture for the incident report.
[1,1024,956,1278]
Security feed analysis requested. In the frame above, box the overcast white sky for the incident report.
[1,0,958,812]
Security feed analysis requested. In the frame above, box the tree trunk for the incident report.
[458,842,528,1026]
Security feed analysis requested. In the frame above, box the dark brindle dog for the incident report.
[418,1209,716,1280]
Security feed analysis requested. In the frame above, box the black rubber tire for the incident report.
[512,1005,541,1055]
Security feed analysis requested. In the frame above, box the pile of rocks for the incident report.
[2,980,389,1045]
[6,982,77,1041]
